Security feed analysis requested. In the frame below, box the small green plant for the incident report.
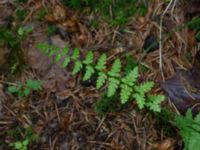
[10,139,29,150]
[175,110,200,150]
[17,26,33,37]
[16,9,28,21]
[8,80,42,98]
[9,126,38,150]
[186,17,200,42]
[36,9,47,21]
[37,43,165,112]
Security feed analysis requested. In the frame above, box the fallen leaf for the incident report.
[156,138,176,150]
[161,51,200,115]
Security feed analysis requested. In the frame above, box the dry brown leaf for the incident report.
[156,138,176,150]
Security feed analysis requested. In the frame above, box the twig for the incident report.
[159,0,175,76]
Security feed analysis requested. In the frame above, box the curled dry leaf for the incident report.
[161,51,200,115]
[156,138,176,150]
[46,4,80,33]
[46,4,67,22]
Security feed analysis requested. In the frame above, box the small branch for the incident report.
[159,0,175,74]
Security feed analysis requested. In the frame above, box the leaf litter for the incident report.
[0,0,200,149]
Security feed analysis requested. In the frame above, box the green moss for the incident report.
[63,0,148,26]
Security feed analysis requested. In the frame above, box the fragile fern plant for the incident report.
[37,43,165,112]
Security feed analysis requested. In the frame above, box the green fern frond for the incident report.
[62,56,71,68]
[175,110,200,150]
[71,48,80,60]
[120,84,133,104]
[135,81,154,94]
[133,93,145,109]
[121,67,138,87]
[107,77,120,97]
[83,51,94,65]
[108,59,121,77]
[72,60,82,75]
[83,65,95,81]
[96,72,107,89]
[95,54,107,71]
[146,95,165,112]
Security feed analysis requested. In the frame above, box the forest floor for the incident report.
[0,0,200,150]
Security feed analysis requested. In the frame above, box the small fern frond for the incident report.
[96,72,107,89]
[108,59,121,77]
[71,48,80,60]
[120,84,133,104]
[83,51,94,65]
[62,56,71,68]
[133,93,145,109]
[107,77,120,97]
[135,81,154,95]
[146,95,165,112]
[95,54,107,71]
[121,67,138,87]
[72,60,82,75]
[83,65,95,81]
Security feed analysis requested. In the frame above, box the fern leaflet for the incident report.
[36,43,49,53]
[107,77,120,97]
[83,51,93,65]
[55,53,61,62]
[146,95,165,112]
[71,48,80,60]
[61,47,69,55]
[72,61,82,75]
[83,65,95,81]
[120,84,133,104]
[108,59,121,77]
[96,72,107,89]
[135,81,154,95]
[133,93,145,109]
[95,54,107,71]
[121,67,138,87]
[62,56,71,68]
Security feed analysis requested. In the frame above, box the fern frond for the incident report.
[146,95,165,112]
[133,93,145,109]
[108,59,121,77]
[120,84,133,104]
[121,67,138,87]
[135,81,154,94]
[62,56,71,68]
[83,65,95,81]
[83,51,94,65]
[107,77,120,97]
[71,48,80,60]
[72,60,82,75]
[95,54,107,71]
[96,72,107,89]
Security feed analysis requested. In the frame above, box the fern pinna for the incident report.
[37,43,165,112]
